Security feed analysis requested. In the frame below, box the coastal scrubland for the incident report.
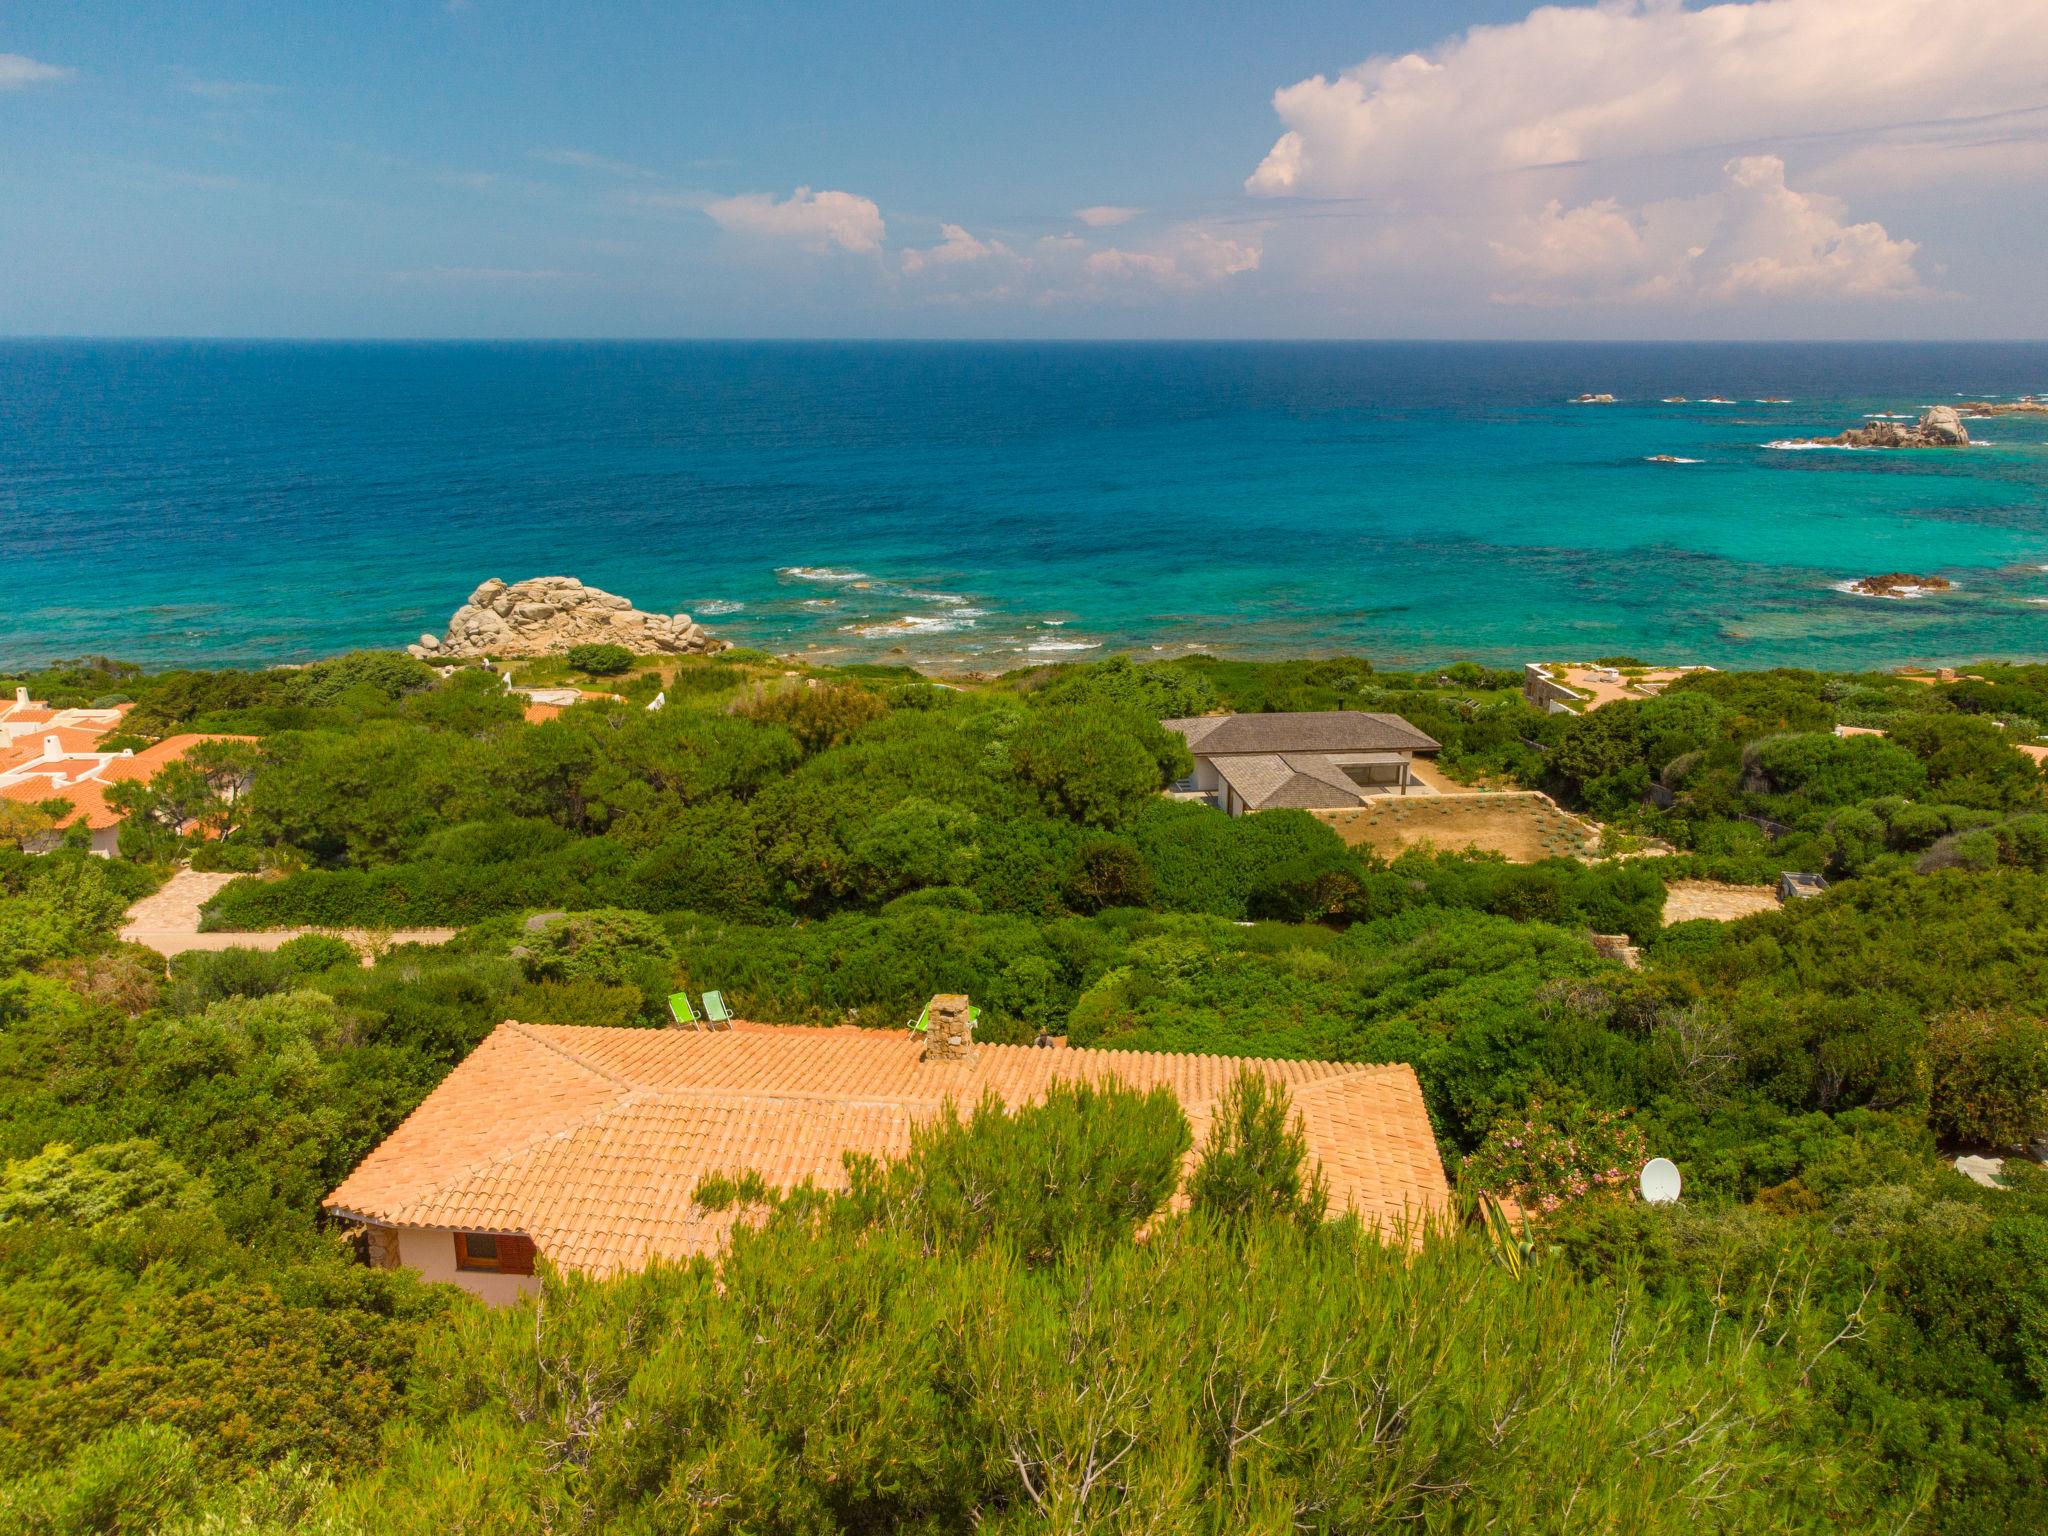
[2,646,2046,1532]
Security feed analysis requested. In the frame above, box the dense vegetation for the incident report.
[2,647,2046,1531]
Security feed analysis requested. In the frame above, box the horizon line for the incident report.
[4,334,2048,347]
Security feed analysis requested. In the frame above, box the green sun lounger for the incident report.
[667,991,698,1027]
[703,990,732,1028]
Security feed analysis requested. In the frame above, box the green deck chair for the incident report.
[702,990,733,1029]
[667,991,698,1028]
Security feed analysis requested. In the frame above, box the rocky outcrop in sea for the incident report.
[1794,405,1970,449]
[409,577,728,660]
[1956,397,2048,417]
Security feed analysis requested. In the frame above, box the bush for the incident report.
[564,643,633,676]
[1461,1093,1649,1211]
[1927,1009,2048,1147]
[1186,1072,1328,1233]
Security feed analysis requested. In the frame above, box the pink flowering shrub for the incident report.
[1462,1095,1649,1212]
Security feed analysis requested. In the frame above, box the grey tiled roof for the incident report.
[1165,711,1440,756]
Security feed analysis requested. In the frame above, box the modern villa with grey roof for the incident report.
[1162,712,1442,816]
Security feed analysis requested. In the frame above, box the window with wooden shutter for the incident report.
[455,1231,535,1275]
[498,1234,537,1276]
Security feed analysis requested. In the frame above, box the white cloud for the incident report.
[900,223,1013,275]
[0,52,70,89]
[893,220,1260,305]
[1242,0,2020,309]
[1247,0,2048,198]
[704,186,885,254]
[1489,154,1921,306]
[1074,205,1142,227]
[1088,228,1262,290]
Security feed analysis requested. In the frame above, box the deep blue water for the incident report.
[3,340,2046,672]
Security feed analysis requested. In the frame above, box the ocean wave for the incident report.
[1766,440,1866,451]
[890,588,970,606]
[1027,639,1102,653]
[778,565,869,583]
[694,599,745,616]
[848,612,981,637]
[1831,579,1952,600]
[1645,456,1702,464]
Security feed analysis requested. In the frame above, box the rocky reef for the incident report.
[1795,405,1970,449]
[1956,396,2048,416]
[409,577,727,660]
[1843,573,1953,599]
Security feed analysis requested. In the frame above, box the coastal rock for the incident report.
[1572,393,1617,404]
[1795,405,1970,449]
[408,576,729,660]
[1844,572,1953,599]
[1957,396,2048,417]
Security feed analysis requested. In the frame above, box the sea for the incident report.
[3,340,2045,674]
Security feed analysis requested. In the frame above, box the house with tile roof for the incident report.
[1162,711,1442,815]
[0,688,253,856]
[325,1003,1451,1303]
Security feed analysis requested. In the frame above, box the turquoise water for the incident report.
[2,341,2045,672]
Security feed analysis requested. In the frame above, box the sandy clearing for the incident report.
[119,868,456,961]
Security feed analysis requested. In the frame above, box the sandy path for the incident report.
[1662,879,1781,924]
[120,868,457,960]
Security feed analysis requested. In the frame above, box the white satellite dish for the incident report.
[1639,1157,1681,1205]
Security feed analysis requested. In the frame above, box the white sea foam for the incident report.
[1645,456,1702,464]
[1026,639,1102,653]
[694,599,745,616]
[779,565,869,583]
[1766,440,1866,451]
[892,588,970,605]
[848,612,981,637]
[1831,580,1951,600]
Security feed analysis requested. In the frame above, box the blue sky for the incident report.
[4,1,2044,338]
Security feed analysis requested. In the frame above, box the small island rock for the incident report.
[1795,405,1970,449]
[409,576,728,660]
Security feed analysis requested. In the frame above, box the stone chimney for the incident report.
[921,993,977,1065]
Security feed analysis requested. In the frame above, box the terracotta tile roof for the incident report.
[326,1021,1450,1275]
[97,733,256,783]
[0,777,120,830]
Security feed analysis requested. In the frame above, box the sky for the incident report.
[3,0,2046,339]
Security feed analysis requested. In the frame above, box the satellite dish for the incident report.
[1639,1157,1681,1205]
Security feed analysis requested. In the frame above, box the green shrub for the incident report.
[564,642,633,676]
[1927,1009,2048,1147]
[1461,1093,1649,1211]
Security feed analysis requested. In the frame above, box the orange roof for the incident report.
[522,702,563,724]
[1,777,120,830]
[98,733,256,783]
[2018,744,2048,766]
[326,1022,1450,1275]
